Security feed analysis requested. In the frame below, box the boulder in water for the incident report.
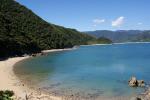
[128,77,145,87]
[128,77,138,87]
[137,80,145,87]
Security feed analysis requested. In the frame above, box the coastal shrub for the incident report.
[0,90,14,100]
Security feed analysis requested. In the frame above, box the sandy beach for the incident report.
[42,47,77,53]
[0,55,68,99]
[0,48,78,100]
[0,57,30,99]
[0,47,146,100]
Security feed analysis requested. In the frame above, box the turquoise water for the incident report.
[14,43,150,98]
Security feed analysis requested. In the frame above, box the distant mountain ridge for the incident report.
[86,30,150,43]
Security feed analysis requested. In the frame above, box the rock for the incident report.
[128,77,145,87]
[31,54,36,57]
[130,97,142,100]
[145,90,150,98]
[138,80,145,87]
[31,53,40,57]
[23,54,28,57]
[133,87,150,100]
[129,77,138,87]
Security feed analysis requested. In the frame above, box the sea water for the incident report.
[14,43,150,98]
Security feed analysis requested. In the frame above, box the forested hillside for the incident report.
[87,37,112,44]
[86,30,150,43]
[0,0,101,58]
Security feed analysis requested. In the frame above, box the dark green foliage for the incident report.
[96,37,112,44]
[0,90,14,100]
[0,0,96,58]
[87,37,112,44]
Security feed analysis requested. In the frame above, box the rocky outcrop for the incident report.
[129,77,149,100]
[143,88,150,100]
[130,97,142,100]
[131,88,150,100]
[129,77,138,87]
[31,52,46,57]
[138,80,145,87]
[128,77,145,87]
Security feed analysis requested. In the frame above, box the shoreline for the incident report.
[0,47,149,100]
[41,47,77,53]
[0,56,61,100]
[0,56,30,99]
[0,48,76,100]
[80,41,150,47]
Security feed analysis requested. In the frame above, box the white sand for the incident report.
[0,56,62,100]
[0,48,78,99]
[0,57,29,99]
[42,48,76,53]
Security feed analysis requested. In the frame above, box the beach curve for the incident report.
[0,48,77,100]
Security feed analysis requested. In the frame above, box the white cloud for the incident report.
[137,22,142,25]
[92,24,97,27]
[112,16,124,27]
[93,19,105,24]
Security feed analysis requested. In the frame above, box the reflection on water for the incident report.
[14,43,150,99]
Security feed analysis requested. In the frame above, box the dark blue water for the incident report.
[14,43,150,97]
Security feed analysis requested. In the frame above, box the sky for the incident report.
[17,0,150,31]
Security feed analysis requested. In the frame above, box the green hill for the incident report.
[0,0,96,58]
[86,30,150,43]
[0,0,112,58]
[87,37,112,44]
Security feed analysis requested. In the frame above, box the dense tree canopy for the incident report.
[0,0,112,58]
[87,37,112,44]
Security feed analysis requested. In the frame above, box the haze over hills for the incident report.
[86,30,150,43]
[0,0,112,58]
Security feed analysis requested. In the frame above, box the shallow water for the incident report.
[14,43,150,98]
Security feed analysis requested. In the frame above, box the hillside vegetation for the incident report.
[0,0,112,58]
[87,37,112,44]
[86,30,150,43]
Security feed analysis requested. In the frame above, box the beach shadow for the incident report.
[0,57,8,61]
